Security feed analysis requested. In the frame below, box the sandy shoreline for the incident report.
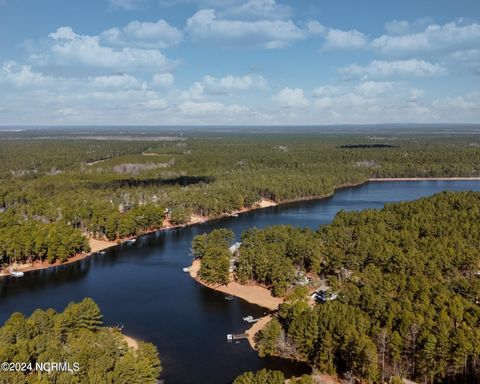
[188,258,282,350]
[245,315,273,349]
[3,176,480,277]
[0,199,278,278]
[189,259,282,311]
[0,238,117,277]
[122,333,139,350]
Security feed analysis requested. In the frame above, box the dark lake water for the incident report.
[1,181,480,383]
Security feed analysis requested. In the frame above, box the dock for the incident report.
[227,333,248,341]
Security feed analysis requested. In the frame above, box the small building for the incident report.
[294,270,310,286]
[229,258,236,273]
[311,290,338,303]
[229,242,241,254]
[118,202,133,213]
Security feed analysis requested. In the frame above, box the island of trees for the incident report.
[1,128,480,270]
[194,191,480,383]
[0,298,161,383]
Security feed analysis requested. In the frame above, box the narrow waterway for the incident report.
[1,180,480,383]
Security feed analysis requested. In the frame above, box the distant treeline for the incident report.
[1,133,480,266]
[339,144,396,148]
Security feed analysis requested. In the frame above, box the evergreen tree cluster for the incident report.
[1,132,480,268]
[237,226,322,296]
[0,298,161,384]
[192,228,235,284]
[233,192,480,383]
[0,216,89,264]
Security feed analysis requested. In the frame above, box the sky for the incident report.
[0,0,479,125]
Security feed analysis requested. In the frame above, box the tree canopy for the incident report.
[2,131,480,267]
[0,298,162,384]
[231,192,480,383]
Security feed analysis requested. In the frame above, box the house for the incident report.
[311,290,338,303]
[229,242,241,254]
[294,270,310,286]
[228,242,241,272]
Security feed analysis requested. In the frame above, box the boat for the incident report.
[224,295,234,301]
[8,268,24,277]
[99,251,106,255]
[242,315,259,323]
[126,238,136,244]
[182,267,191,273]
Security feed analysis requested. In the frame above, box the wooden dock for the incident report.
[227,333,248,341]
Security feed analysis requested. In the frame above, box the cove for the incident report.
[1,180,480,384]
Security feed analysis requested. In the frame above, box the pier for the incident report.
[227,333,248,341]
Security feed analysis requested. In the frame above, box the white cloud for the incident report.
[372,20,480,56]
[152,73,174,87]
[101,19,182,49]
[305,20,326,35]
[181,82,205,101]
[355,81,393,97]
[340,59,447,78]
[201,74,267,94]
[312,85,343,97]
[408,88,425,103]
[0,61,51,87]
[186,9,305,48]
[108,0,143,10]
[447,48,480,74]
[227,0,291,20]
[322,28,368,50]
[273,87,309,108]
[42,27,168,69]
[159,0,291,20]
[383,18,432,36]
[178,101,249,116]
[91,74,140,88]
[432,92,480,113]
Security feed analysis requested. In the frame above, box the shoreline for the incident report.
[2,176,480,277]
[369,177,480,181]
[0,198,277,278]
[0,238,118,277]
[188,258,282,350]
[188,259,282,311]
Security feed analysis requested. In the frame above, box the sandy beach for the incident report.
[3,177,478,278]
[189,259,282,311]
[122,334,139,350]
[189,258,283,351]
[0,238,117,277]
[0,198,278,278]
[245,315,272,349]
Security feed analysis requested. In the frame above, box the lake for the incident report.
[1,180,480,383]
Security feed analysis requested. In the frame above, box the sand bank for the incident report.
[5,176,476,277]
[0,238,117,277]
[0,198,277,277]
[89,238,118,253]
[189,257,284,352]
[245,315,272,349]
[189,259,282,311]
[122,334,139,350]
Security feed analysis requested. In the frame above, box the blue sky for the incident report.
[0,0,479,125]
